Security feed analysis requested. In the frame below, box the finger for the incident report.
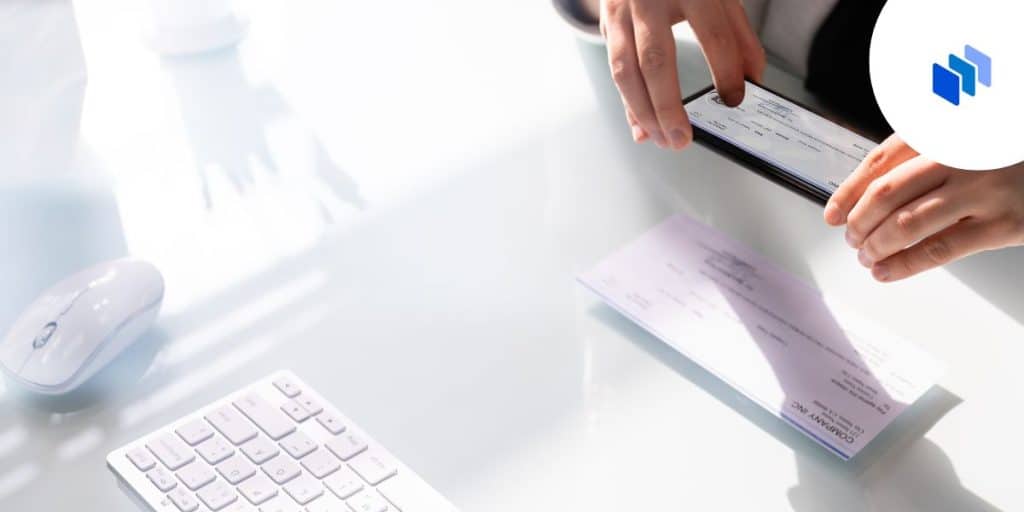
[631,3,691,149]
[824,134,918,226]
[870,218,997,282]
[721,0,766,81]
[845,155,952,248]
[685,0,745,106]
[857,184,972,267]
[603,1,665,146]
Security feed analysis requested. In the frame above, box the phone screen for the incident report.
[685,81,877,198]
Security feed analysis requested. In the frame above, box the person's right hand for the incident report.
[597,0,765,149]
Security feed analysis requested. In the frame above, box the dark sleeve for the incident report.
[805,0,892,138]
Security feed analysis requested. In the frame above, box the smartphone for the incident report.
[683,80,879,205]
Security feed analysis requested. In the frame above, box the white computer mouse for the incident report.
[0,258,164,395]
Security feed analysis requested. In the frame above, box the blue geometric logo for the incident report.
[933,44,992,106]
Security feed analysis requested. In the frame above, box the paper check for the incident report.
[579,213,943,459]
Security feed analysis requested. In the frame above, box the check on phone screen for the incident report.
[685,81,878,203]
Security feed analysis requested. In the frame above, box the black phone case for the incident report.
[682,83,878,207]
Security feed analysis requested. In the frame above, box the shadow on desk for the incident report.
[162,46,366,216]
[946,246,1024,330]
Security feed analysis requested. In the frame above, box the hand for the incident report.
[824,134,1024,282]
[597,0,765,149]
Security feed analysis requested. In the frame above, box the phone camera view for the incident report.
[687,82,877,194]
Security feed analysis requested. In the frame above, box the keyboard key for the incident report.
[280,431,318,459]
[234,393,296,440]
[346,491,389,512]
[197,479,239,511]
[283,473,324,505]
[262,455,301,484]
[148,432,196,471]
[127,446,156,471]
[296,395,323,416]
[147,467,178,492]
[258,495,302,512]
[281,400,311,422]
[241,436,280,465]
[197,435,236,465]
[273,377,302,398]
[315,413,345,435]
[207,404,259,445]
[238,472,278,505]
[168,487,201,512]
[348,451,397,486]
[324,433,367,461]
[220,501,256,512]
[303,493,347,512]
[177,461,217,491]
[217,455,257,484]
[176,418,215,446]
[300,449,341,479]
[322,466,363,500]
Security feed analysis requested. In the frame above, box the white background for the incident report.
[871,0,1024,170]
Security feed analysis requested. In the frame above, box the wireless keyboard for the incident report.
[108,371,458,512]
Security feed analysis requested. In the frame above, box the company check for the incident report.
[579,214,943,459]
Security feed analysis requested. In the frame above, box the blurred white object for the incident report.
[145,0,248,56]
[0,2,130,337]
[0,0,86,178]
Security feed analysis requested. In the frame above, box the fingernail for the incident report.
[872,263,890,282]
[824,203,841,225]
[631,125,645,142]
[857,248,873,267]
[652,131,668,148]
[669,128,689,149]
[845,230,859,248]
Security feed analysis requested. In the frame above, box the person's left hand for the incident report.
[824,134,1024,282]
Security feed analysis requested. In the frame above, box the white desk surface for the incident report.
[1,1,1022,511]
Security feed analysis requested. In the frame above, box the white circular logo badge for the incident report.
[870,0,1024,170]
